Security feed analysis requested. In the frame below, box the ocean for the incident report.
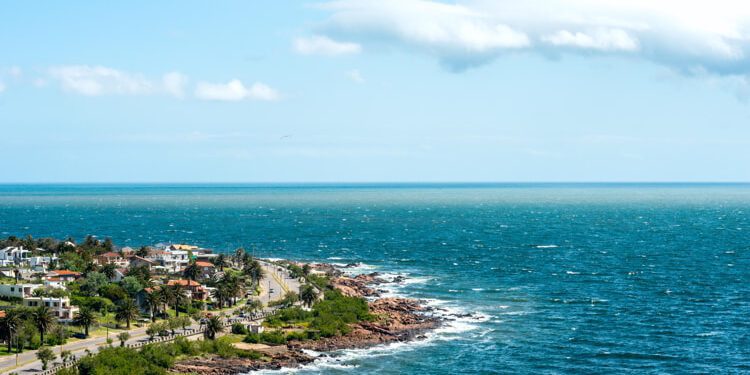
[0,183,748,374]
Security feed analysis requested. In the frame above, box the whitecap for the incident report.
[536,245,558,249]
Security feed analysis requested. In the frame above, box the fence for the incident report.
[39,308,282,375]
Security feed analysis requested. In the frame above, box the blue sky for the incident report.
[1,0,750,182]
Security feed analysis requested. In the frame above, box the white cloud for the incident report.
[194,79,279,101]
[294,35,362,55]
[162,71,188,98]
[47,65,196,98]
[315,0,750,75]
[346,69,365,83]
[49,65,154,96]
[542,29,639,51]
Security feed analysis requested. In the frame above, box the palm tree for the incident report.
[300,284,318,308]
[234,248,245,267]
[115,299,140,329]
[214,254,227,271]
[73,307,97,337]
[244,260,264,286]
[100,263,117,280]
[31,306,56,345]
[143,289,164,322]
[168,284,188,317]
[0,309,23,353]
[183,262,201,281]
[211,285,229,309]
[203,315,223,340]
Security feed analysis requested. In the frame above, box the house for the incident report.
[129,256,155,270]
[96,252,129,268]
[157,250,190,273]
[166,279,208,300]
[28,256,57,271]
[43,278,66,289]
[23,296,79,321]
[45,270,81,283]
[195,261,216,278]
[0,283,41,299]
[0,247,31,266]
[120,247,135,257]
[109,268,128,283]
[168,244,199,251]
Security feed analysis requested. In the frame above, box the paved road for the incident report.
[0,266,301,375]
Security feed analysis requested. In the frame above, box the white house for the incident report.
[0,283,41,299]
[29,255,57,271]
[0,247,31,266]
[157,250,190,273]
[23,296,79,321]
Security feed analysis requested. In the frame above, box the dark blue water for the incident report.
[1,184,748,374]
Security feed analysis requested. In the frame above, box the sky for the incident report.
[1,0,750,183]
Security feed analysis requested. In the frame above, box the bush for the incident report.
[231,323,247,335]
[285,331,308,341]
[260,330,287,345]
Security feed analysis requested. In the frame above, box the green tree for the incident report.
[115,299,140,329]
[0,309,23,353]
[117,331,130,347]
[243,260,264,286]
[80,272,108,296]
[300,284,318,308]
[73,307,98,337]
[36,346,56,370]
[31,306,56,345]
[136,246,150,257]
[142,289,164,322]
[214,254,227,271]
[120,276,143,296]
[203,315,223,340]
[183,262,201,281]
[100,263,117,279]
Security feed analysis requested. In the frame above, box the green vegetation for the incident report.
[36,346,56,370]
[0,306,74,353]
[57,336,262,375]
[250,289,372,344]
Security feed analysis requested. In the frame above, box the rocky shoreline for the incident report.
[172,266,441,374]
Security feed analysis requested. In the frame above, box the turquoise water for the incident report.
[1,184,749,374]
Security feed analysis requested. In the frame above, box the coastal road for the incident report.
[257,260,301,305]
[0,265,298,375]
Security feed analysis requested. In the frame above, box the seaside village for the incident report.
[0,240,227,323]
[0,235,331,361]
[0,235,428,374]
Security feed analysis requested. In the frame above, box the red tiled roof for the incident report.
[167,279,201,287]
[50,270,80,276]
[0,311,5,318]
[195,261,214,267]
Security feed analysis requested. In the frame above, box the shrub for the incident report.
[231,322,247,335]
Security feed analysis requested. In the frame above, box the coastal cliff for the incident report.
[173,269,440,374]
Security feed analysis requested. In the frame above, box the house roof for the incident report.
[49,270,80,276]
[167,279,201,287]
[100,252,121,258]
[195,261,214,268]
[0,311,5,318]
[129,256,155,264]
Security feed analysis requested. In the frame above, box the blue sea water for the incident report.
[0,183,748,374]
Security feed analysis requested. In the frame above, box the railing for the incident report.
[41,308,283,374]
